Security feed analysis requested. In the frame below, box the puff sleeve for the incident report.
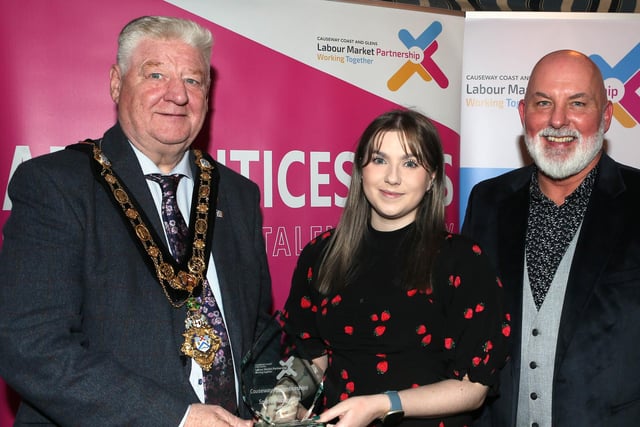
[434,234,511,392]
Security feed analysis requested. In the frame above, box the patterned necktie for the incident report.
[146,173,237,412]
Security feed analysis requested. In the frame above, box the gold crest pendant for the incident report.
[181,297,221,371]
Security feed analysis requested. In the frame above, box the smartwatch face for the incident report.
[382,410,404,427]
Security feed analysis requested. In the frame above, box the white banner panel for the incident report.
[460,12,640,221]
[166,0,465,131]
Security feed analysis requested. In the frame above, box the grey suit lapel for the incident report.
[210,180,248,367]
[100,124,189,367]
[100,125,166,242]
[185,157,248,371]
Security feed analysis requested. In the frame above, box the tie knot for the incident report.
[146,173,184,195]
[146,173,189,262]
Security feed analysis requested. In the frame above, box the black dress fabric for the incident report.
[283,224,510,427]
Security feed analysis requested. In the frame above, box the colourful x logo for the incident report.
[590,43,640,129]
[387,21,449,91]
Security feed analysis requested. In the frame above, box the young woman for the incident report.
[282,109,511,427]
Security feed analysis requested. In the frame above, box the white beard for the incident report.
[524,119,605,180]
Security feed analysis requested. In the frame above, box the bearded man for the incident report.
[462,49,640,427]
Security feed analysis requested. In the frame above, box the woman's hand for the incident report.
[318,394,389,427]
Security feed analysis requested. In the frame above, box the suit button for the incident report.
[530,392,538,400]
[532,328,539,336]
[529,361,537,369]
[532,423,539,427]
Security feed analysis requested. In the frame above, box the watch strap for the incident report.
[381,391,404,427]
[383,390,403,412]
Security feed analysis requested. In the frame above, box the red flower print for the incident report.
[341,369,349,380]
[300,296,311,309]
[502,323,511,337]
[472,356,482,367]
[472,244,482,255]
[421,334,432,346]
[321,231,331,240]
[483,353,491,364]
[307,267,313,281]
[300,332,310,339]
[321,307,327,315]
[346,381,355,393]
[331,295,342,306]
[416,325,427,334]
[376,360,388,374]
[344,325,354,335]
[449,275,461,288]
[506,313,511,321]
[483,340,494,352]
[380,311,391,322]
[497,277,503,288]
[375,353,386,358]
[475,303,485,313]
[370,313,379,321]
[312,306,318,313]
[340,393,348,401]
[439,421,445,427]
[463,308,474,319]
[321,298,328,307]
[411,384,419,388]
[374,325,386,336]
[444,337,455,349]
[407,289,418,297]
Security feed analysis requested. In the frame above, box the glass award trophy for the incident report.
[241,311,325,427]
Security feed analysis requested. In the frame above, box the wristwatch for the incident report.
[380,390,404,426]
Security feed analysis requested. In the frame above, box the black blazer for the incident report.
[0,124,273,426]
[462,153,640,426]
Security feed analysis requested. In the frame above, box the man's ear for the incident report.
[518,99,526,127]
[602,100,614,133]
[109,65,122,103]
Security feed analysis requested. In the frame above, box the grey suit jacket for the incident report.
[0,123,273,426]
[462,153,640,426]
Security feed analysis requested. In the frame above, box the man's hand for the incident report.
[185,404,253,427]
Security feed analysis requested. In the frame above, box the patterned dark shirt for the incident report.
[525,167,597,309]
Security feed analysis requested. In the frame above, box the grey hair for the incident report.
[116,16,213,77]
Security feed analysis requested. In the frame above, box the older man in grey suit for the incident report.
[0,16,273,427]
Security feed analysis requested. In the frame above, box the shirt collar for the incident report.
[529,165,598,206]
[129,142,194,181]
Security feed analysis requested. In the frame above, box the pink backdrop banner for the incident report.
[0,1,461,424]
